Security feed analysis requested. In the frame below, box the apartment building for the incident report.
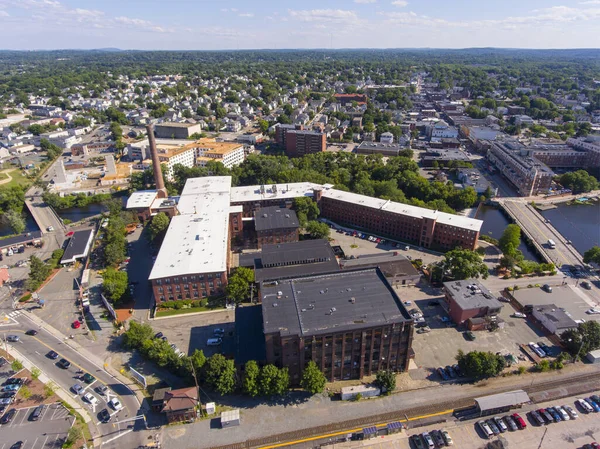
[284,129,326,157]
[254,206,299,249]
[487,140,554,196]
[193,139,245,168]
[566,137,600,167]
[155,144,196,180]
[261,268,414,382]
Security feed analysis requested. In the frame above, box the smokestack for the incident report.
[146,124,168,199]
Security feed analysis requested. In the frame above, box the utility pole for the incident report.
[537,427,548,449]
[189,359,203,418]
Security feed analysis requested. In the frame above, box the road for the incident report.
[500,200,586,269]
[24,186,66,236]
[1,311,147,449]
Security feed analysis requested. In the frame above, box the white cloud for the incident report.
[220,8,229,12]
[579,0,600,4]
[354,0,376,4]
[0,9,9,16]
[114,16,172,33]
[391,0,408,6]
[238,13,254,18]
[288,9,360,24]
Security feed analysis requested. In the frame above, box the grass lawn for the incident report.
[155,306,221,317]
[0,168,30,189]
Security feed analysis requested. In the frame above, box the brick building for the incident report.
[254,206,299,248]
[261,268,414,383]
[443,279,503,325]
[333,93,368,106]
[284,129,326,158]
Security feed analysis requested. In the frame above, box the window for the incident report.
[158,287,163,293]
[156,280,162,286]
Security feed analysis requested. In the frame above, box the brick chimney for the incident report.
[146,124,168,199]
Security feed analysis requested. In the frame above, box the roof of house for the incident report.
[61,229,94,264]
[261,268,412,337]
[152,387,172,404]
[532,304,578,330]
[443,279,503,311]
[162,386,197,412]
[254,206,299,232]
[339,253,420,278]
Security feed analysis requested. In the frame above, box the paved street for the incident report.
[0,403,74,449]
[0,312,147,449]
[501,200,585,268]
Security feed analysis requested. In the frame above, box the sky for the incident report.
[1,0,600,50]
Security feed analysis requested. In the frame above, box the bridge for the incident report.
[498,199,586,269]
[24,186,67,235]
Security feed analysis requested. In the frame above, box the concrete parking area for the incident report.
[408,286,554,372]
[328,228,443,267]
[0,403,74,449]
[150,309,235,357]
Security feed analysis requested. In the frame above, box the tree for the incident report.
[3,209,25,234]
[19,385,31,400]
[190,349,206,373]
[258,119,269,134]
[305,220,330,240]
[259,364,289,396]
[204,354,236,395]
[374,370,396,394]
[31,366,41,380]
[123,321,154,349]
[11,359,23,372]
[583,246,600,265]
[557,170,599,194]
[300,361,327,395]
[148,212,170,244]
[455,350,505,379]
[561,321,600,358]
[442,248,489,280]
[26,255,51,291]
[101,267,128,303]
[43,382,56,398]
[64,425,83,448]
[242,360,260,397]
[293,197,319,226]
[225,267,254,304]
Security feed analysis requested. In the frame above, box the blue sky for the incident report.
[1,0,600,50]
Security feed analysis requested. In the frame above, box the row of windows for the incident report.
[154,273,222,285]
[157,281,222,293]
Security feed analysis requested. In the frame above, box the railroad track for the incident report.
[209,370,600,449]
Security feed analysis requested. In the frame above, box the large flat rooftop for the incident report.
[230,182,320,204]
[261,268,411,337]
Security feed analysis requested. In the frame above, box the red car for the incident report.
[72,320,81,329]
[512,413,527,429]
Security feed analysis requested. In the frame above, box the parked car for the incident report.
[511,312,526,318]
[586,308,600,315]
[3,385,20,392]
[437,367,450,381]
[4,378,24,386]
[563,404,578,419]
[57,358,71,369]
[555,405,570,421]
[512,413,527,429]
[1,408,16,424]
[99,408,111,423]
[95,384,109,396]
[581,281,592,290]
[494,416,507,432]
[154,332,163,339]
[72,384,84,395]
[587,397,600,412]
[465,331,476,341]
[431,430,445,447]
[538,408,554,423]
[72,320,81,329]
[420,432,434,449]
[529,410,545,426]
[452,364,464,377]
[445,365,457,379]
[213,328,225,337]
[410,434,425,449]
[207,338,222,346]
[542,284,552,293]
[478,420,494,439]
[486,419,500,435]
[109,398,123,411]
[416,326,431,334]
[30,405,45,421]
[503,415,518,431]
[577,398,594,413]
[546,407,561,422]
[441,429,453,445]
[83,393,98,405]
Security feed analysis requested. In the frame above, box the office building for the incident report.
[443,280,503,326]
[155,122,202,139]
[261,268,414,382]
[284,129,326,158]
[254,206,299,249]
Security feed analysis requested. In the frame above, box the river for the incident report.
[55,203,106,223]
[539,201,600,256]
[476,205,541,261]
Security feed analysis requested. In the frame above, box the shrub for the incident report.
[173,302,183,310]
[517,366,526,375]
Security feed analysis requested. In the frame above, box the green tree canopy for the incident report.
[557,170,599,194]
[204,354,237,395]
[300,361,327,395]
[561,321,600,358]
[123,321,154,349]
[242,360,260,397]
[305,220,330,240]
[374,370,396,394]
[293,197,319,226]
[225,267,255,304]
[583,246,600,265]
[101,267,128,303]
[259,364,289,396]
[3,209,25,234]
[442,248,489,280]
[148,212,170,243]
[456,350,505,379]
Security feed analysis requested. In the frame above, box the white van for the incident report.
[207,338,222,346]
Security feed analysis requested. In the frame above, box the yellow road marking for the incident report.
[258,409,454,449]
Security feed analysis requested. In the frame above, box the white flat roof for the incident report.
[321,188,483,232]
[126,190,158,209]
[230,182,319,203]
[149,176,232,280]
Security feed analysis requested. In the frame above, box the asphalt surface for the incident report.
[2,314,144,449]
[0,403,74,449]
[501,200,586,269]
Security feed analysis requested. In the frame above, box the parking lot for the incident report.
[405,284,554,373]
[0,403,74,449]
[150,309,236,357]
[327,226,443,267]
[321,392,600,449]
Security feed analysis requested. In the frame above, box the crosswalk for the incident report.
[0,311,21,326]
